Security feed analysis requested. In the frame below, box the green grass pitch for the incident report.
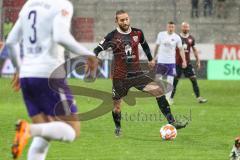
[0,78,239,160]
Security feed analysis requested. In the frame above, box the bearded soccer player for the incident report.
[93,10,188,137]
[170,22,207,104]
[6,0,97,159]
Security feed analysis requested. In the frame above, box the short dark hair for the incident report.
[168,21,175,25]
[115,10,127,19]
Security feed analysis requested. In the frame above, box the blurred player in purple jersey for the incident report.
[170,22,207,104]
[6,0,97,159]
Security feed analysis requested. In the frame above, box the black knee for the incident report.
[190,77,198,87]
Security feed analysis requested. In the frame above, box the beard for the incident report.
[119,24,130,32]
[183,30,189,34]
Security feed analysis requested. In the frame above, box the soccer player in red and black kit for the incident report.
[170,22,207,104]
[93,10,188,136]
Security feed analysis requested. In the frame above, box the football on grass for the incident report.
[160,124,177,140]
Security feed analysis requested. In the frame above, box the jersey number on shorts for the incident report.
[28,10,37,44]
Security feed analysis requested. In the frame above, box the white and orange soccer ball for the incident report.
[160,124,177,140]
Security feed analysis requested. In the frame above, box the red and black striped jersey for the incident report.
[176,34,195,65]
[95,27,152,79]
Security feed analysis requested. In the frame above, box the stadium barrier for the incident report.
[208,60,240,80]
[1,42,239,80]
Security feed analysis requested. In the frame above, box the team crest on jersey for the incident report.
[188,39,193,44]
[133,36,138,42]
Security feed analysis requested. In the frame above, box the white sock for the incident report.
[166,76,174,100]
[30,122,76,142]
[28,137,49,160]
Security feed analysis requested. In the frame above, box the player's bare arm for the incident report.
[6,18,23,92]
[192,46,201,69]
[179,46,187,68]
[153,44,160,61]
[11,73,20,92]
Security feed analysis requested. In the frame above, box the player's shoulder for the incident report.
[131,27,142,32]
[18,0,32,15]
[60,0,73,7]
[26,0,72,6]
[188,34,195,40]
[179,33,195,39]
[55,0,73,10]
[24,0,73,11]
[105,29,117,39]
[159,31,166,35]
[131,27,144,36]
[157,31,166,38]
[173,32,180,37]
[173,33,181,39]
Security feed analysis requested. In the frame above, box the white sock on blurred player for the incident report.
[28,137,49,160]
[30,122,76,142]
[166,75,174,100]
